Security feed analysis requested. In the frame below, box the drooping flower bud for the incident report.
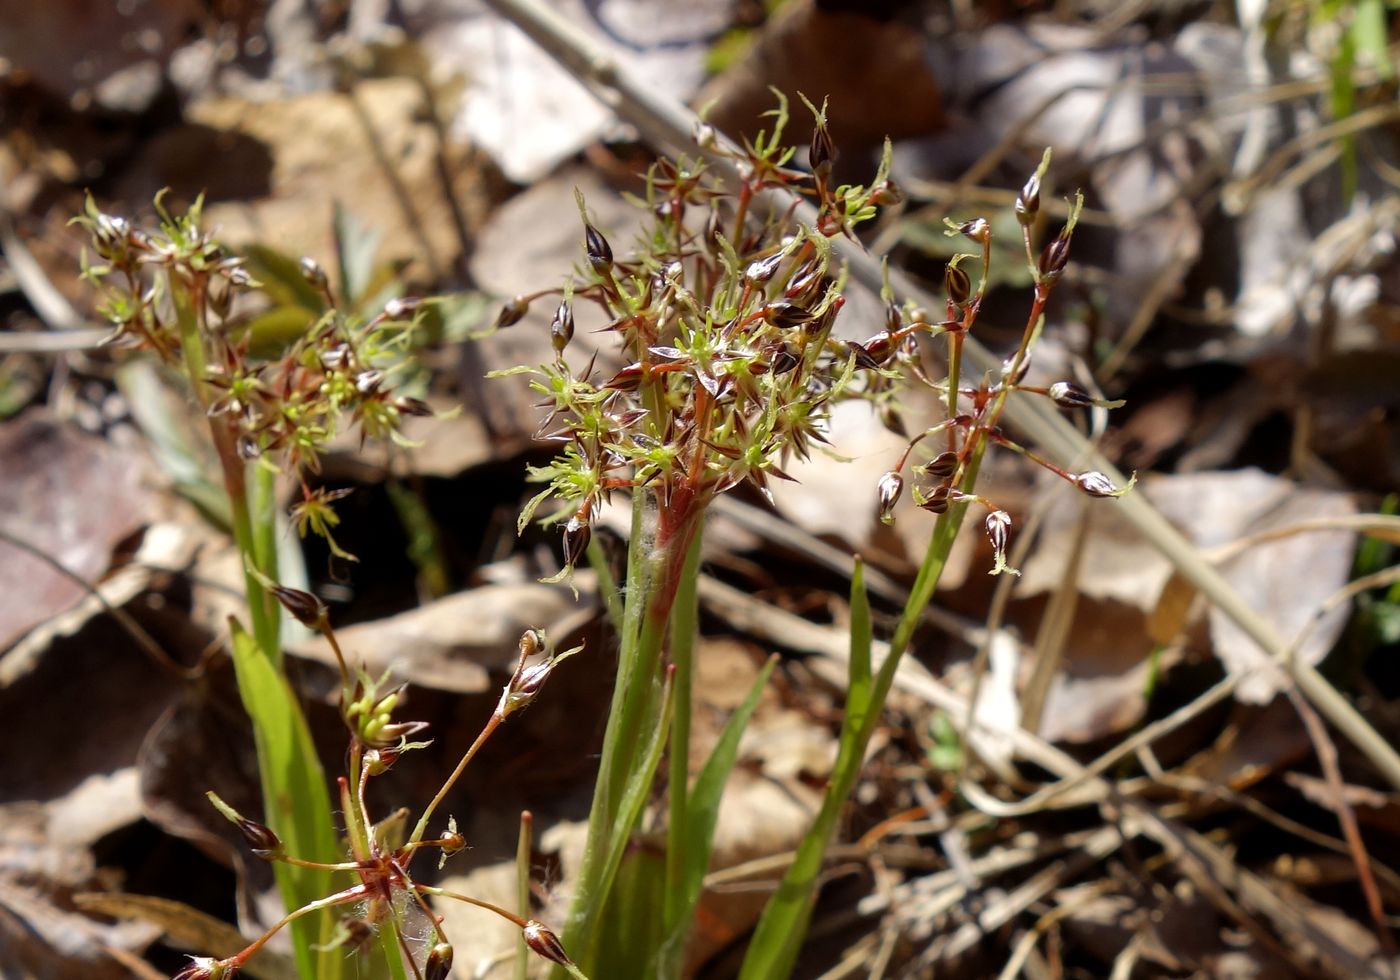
[1075,471,1124,497]
[584,223,613,275]
[550,300,575,356]
[959,218,990,246]
[745,251,784,286]
[944,263,971,306]
[919,485,951,514]
[1015,170,1041,227]
[1048,380,1093,408]
[270,584,327,628]
[1038,235,1071,283]
[384,296,422,319]
[925,451,959,478]
[206,792,283,859]
[876,471,904,525]
[523,920,574,966]
[394,396,434,417]
[985,510,1018,576]
[762,302,816,330]
[299,256,327,290]
[495,296,530,330]
[561,514,591,567]
[425,941,454,980]
[767,343,800,375]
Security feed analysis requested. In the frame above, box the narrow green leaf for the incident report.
[657,654,776,976]
[228,619,345,979]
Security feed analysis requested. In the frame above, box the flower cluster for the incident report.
[493,104,1132,579]
[179,619,585,980]
[491,95,918,568]
[73,192,430,558]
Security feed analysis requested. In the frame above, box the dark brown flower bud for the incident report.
[550,300,575,356]
[925,451,959,478]
[425,942,454,980]
[1000,351,1031,385]
[562,514,591,567]
[355,370,384,394]
[877,471,903,525]
[809,122,836,182]
[320,343,352,371]
[1038,236,1071,283]
[584,224,613,274]
[384,296,422,319]
[299,256,327,290]
[207,792,282,858]
[745,252,784,286]
[885,301,903,334]
[1048,380,1093,408]
[1015,171,1041,226]
[860,332,898,365]
[603,363,644,392]
[959,218,990,246]
[270,585,327,628]
[394,396,434,417]
[523,920,574,966]
[919,485,951,514]
[768,343,800,375]
[944,264,971,306]
[763,302,815,329]
[495,296,530,330]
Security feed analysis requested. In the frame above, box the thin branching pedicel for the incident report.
[195,619,586,980]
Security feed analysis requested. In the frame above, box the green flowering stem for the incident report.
[171,272,342,980]
[558,493,702,976]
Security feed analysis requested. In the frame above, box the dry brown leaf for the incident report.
[0,412,159,651]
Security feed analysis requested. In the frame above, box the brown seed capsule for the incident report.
[861,332,898,365]
[425,942,454,980]
[562,514,591,567]
[925,451,959,478]
[299,256,327,290]
[271,585,327,628]
[944,264,971,306]
[763,302,815,330]
[439,831,466,856]
[495,296,530,330]
[523,920,573,966]
[885,301,903,334]
[1048,380,1093,408]
[876,471,904,525]
[1075,471,1120,497]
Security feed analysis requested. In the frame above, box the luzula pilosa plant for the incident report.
[488,96,1132,975]
[496,101,1129,594]
[75,195,589,978]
